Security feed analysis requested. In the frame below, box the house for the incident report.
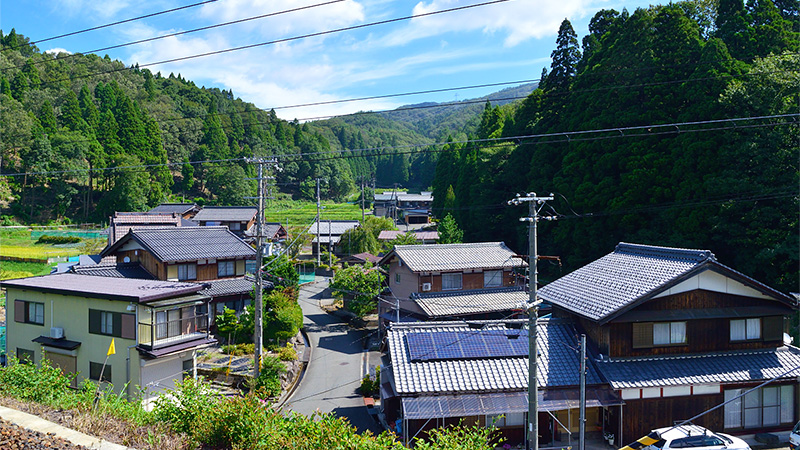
[2,273,215,401]
[307,220,360,256]
[264,222,289,242]
[191,206,258,238]
[382,318,622,447]
[148,203,200,220]
[340,252,382,266]
[107,212,193,246]
[373,192,433,224]
[377,230,439,244]
[538,243,800,443]
[378,242,527,321]
[100,227,258,314]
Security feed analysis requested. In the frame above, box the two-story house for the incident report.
[2,273,215,401]
[191,206,258,238]
[107,211,194,246]
[307,220,360,256]
[538,243,800,443]
[100,227,258,314]
[378,242,527,322]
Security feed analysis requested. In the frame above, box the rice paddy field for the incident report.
[264,200,365,231]
[0,227,105,280]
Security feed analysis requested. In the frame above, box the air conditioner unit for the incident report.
[50,327,64,339]
[422,283,432,292]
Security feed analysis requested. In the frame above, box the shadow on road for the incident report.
[316,329,367,355]
[332,404,382,435]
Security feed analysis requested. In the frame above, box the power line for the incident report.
[1,0,219,51]
[3,0,347,71]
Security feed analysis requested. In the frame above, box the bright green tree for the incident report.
[437,213,464,244]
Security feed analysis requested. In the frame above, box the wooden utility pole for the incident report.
[316,178,321,266]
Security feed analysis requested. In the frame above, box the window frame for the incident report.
[632,321,687,348]
[653,321,687,346]
[16,348,34,364]
[89,361,112,383]
[89,309,136,339]
[178,263,197,281]
[217,260,235,277]
[723,385,794,430]
[15,300,45,326]
[441,272,463,291]
[100,311,114,335]
[730,318,761,342]
[483,270,503,288]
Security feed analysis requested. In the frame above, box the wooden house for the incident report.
[191,206,258,238]
[538,243,799,443]
[148,203,200,220]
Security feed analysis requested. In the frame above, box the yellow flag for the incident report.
[107,338,116,356]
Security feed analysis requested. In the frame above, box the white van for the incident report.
[790,421,800,450]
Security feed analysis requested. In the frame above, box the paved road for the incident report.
[283,280,380,434]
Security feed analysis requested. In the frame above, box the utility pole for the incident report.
[245,156,278,378]
[580,334,587,450]
[508,192,555,450]
[361,179,366,222]
[328,219,332,266]
[316,178,321,266]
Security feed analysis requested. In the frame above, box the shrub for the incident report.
[153,376,221,436]
[0,355,71,404]
[251,356,285,398]
[36,234,81,244]
[276,343,297,361]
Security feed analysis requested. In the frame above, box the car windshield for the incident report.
[794,422,800,434]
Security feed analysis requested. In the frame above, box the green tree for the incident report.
[438,213,464,244]
[330,264,385,317]
[543,19,581,91]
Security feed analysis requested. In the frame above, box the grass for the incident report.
[1,260,53,280]
[264,200,364,228]
[0,245,81,259]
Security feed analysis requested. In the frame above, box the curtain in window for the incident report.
[781,385,795,424]
[744,389,762,428]
[483,270,502,288]
[730,320,746,341]
[653,323,671,345]
[671,322,686,343]
[746,318,761,340]
[442,273,462,290]
[762,387,780,426]
[724,389,742,428]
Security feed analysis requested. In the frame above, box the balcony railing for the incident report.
[138,314,209,349]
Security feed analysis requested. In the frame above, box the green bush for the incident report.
[251,356,285,398]
[153,377,221,436]
[36,234,81,244]
[0,355,71,404]
[277,343,297,361]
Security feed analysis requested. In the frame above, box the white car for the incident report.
[789,421,800,450]
[647,425,751,450]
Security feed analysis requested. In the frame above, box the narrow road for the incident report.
[283,280,379,434]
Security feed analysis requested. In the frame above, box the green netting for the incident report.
[0,326,5,356]
[30,230,106,240]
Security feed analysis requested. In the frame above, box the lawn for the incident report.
[0,260,52,280]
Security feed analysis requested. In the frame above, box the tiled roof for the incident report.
[382,242,525,273]
[113,213,181,224]
[198,277,261,298]
[374,192,433,202]
[307,220,360,236]
[149,203,197,215]
[538,242,792,323]
[377,230,439,241]
[263,223,286,239]
[1,273,204,303]
[387,318,604,396]
[413,287,528,318]
[102,227,256,262]
[597,346,800,389]
[70,262,155,279]
[193,206,257,222]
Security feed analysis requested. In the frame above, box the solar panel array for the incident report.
[406,330,529,362]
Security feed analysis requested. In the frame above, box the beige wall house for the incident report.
[2,273,215,401]
[378,242,527,322]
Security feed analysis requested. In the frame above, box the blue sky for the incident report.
[2,0,657,121]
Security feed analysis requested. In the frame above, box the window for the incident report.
[442,272,462,290]
[724,385,794,429]
[14,300,44,325]
[671,436,725,448]
[653,322,687,345]
[101,311,114,335]
[632,322,687,348]
[484,270,502,288]
[395,273,401,284]
[16,348,34,364]
[89,310,136,339]
[486,413,525,428]
[182,359,194,380]
[730,318,761,341]
[89,361,111,382]
[217,260,235,277]
[178,263,197,280]
[229,222,241,231]
[155,311,168,339]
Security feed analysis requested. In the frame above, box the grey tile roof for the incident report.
[538,242,793,324]
[263,223,287,239]
[374,192,433,202]
[192,206,257,222]
[377,230,439,241]
[198,277,260,298]
[70,262,155,279]
[382,242,526,273]
[596,346,800,389]
[307,220,360,237]
[102,226,256,263]
[1,273,204,303]
[413,287,528,318]
[387,318,604,396]
[149,203,197,215]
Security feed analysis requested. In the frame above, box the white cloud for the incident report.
[52,0,133,19]
[383,0,590,47]
[44,47,73,55]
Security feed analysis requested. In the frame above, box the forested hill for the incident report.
[0,29,361,223]
[431,0,799,293]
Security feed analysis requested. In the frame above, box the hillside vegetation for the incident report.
[430,0,799,293]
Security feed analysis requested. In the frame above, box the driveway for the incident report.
[283,280,380,434]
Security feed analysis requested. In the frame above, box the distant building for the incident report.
[107,212,194,246]
[373,191,433,224]
[377,230,439,244]
[192,206,258,238]
[307,220,360,256]
[148,203,200,220]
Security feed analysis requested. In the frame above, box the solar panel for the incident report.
[406,330,529,362]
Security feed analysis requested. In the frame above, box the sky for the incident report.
[1,0,657,121]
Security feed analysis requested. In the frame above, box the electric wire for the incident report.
[1,0,219,51]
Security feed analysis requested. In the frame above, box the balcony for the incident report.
[138,303,210,350]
